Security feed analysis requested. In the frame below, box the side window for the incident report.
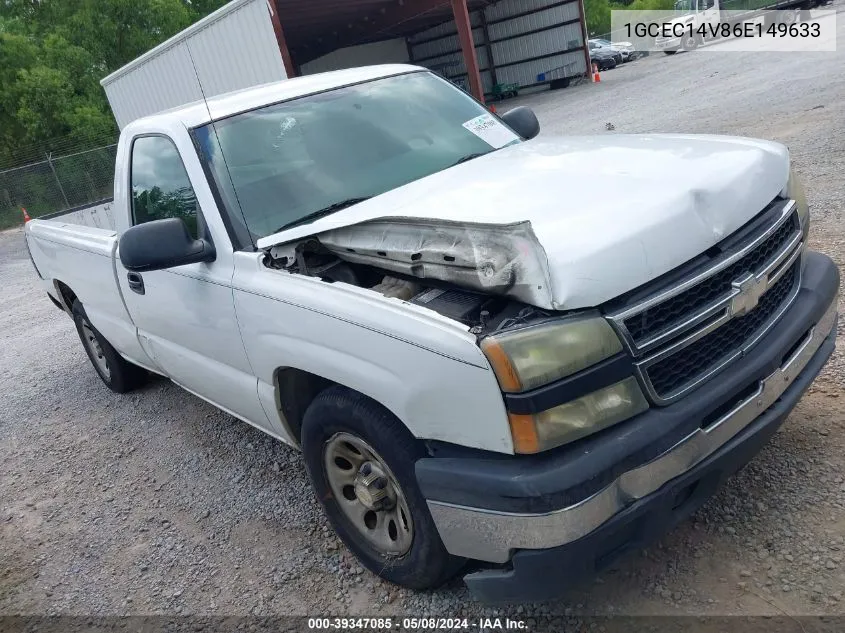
[130,136,199,239]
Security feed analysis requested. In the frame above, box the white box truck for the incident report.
[100,0,289,129]
[656,0,832,53]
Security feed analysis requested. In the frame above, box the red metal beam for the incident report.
[268,0,297,77]
[450,0,484,102]
[576,0,591,78]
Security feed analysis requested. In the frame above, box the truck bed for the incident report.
[37,198,116,231]
[25,198,144,364]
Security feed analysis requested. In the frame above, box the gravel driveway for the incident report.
[2,6,844,621]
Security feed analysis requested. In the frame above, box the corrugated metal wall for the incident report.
[407,13,488,94]
[101,0,287,129]
[408,0,587,95]
[300,39,410,75]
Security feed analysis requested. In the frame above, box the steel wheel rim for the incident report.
[81,321,110,380]
[323,432,414,557]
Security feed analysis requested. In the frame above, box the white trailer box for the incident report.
[100,0,287,129]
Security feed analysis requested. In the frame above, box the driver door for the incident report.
[699,0,720,30]
[116,134,276,435]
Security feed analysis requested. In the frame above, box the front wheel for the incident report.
[681,34,700,51]
[72,300,148,393]
[301,386,465,590]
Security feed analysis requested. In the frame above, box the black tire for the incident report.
[72,300,148,393]
[301,386,465,590]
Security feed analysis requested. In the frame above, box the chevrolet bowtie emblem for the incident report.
[730,273,767,317]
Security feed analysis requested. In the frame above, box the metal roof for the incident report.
[278,0,492,64]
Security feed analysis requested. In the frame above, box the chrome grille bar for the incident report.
[608,199,798,356]
[637,259,802,404]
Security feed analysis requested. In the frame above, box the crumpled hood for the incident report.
[260,134,790,310]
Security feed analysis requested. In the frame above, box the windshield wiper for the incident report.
[449,152,488,167]
[274,197,372,232]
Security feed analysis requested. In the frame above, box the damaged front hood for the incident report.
[260,134,790,310]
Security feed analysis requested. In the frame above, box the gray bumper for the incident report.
[427,294,837,564]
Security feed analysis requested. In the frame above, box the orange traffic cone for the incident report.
[592,63,601,83]
[489,104,497,113]
[21,207,32,223]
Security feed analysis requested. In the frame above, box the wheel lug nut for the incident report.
[374,478,387,490]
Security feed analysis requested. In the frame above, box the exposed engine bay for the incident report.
[264,235,552,335]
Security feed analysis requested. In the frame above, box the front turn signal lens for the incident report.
[784,168,809,242]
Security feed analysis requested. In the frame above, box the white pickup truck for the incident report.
[25,64,839,602]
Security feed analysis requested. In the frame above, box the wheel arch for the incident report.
[273,366,340,446]
[53,280,78,314]
[272,366,421,449]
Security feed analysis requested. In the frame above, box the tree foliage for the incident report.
[586,0,676,36]
[0,0,229,167]
[0,0,678,167]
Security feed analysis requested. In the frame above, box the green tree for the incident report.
[584,0,613,35]
[584,0,676,38]
[0,0,230,167]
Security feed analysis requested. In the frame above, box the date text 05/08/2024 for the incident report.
[307,617,528,630]
[624,21,822,39]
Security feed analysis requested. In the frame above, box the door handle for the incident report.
[127,272,145,295]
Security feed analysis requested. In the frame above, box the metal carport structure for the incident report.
[269,0,591,102]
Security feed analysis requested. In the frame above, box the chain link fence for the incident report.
[0,143,118,230]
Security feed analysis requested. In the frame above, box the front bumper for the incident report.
[417,252,839,600]
[656,37,681,49]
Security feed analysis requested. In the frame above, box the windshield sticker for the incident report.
[462,114,519,148]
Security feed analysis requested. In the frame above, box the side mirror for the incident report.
[119,218,216,272]
[501,106,540,140]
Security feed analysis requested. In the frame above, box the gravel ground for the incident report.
[2,6,845,621]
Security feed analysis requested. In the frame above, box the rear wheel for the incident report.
[780,8,801,24]
[72,300,147,393]
[301,386,464,590]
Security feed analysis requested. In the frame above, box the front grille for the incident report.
[645,260,799,399]
[624,213,798,345]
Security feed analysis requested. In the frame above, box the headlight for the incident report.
[509,378,648,453]
[783,168,809,241]
[481,315,649,453]
[480,315,622,392]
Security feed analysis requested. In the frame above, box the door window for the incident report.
[130,136,199,239]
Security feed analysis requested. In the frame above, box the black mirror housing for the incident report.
[501,106,540,140]
[119,218,216,272]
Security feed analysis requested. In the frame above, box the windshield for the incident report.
[194,71,520,241]
[673,0,696,11]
